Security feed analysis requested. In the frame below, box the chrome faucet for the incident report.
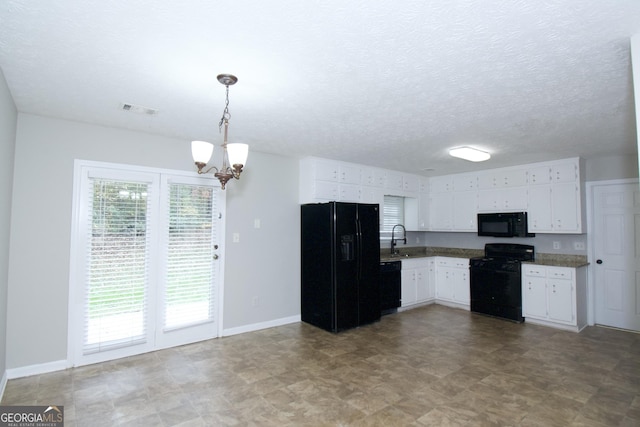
[390,224,406,255]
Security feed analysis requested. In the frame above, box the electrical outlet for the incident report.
[254,219,261,229]
[233,233,240,243]
[252,297,259,307]
[574,241,585,250]
[553,241,560,250]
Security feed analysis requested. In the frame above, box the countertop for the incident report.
[381,246,588,268]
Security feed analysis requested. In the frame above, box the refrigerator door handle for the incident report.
[356,219,363,281]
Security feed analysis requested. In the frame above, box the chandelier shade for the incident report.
[226,143,249,167]
[191,140,214,164]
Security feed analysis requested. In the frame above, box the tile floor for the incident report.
[2,304,639,426]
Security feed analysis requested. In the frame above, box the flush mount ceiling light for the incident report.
[191,74,248,190]
[449,146,491,162]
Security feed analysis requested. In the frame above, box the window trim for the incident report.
[381,195,405,240]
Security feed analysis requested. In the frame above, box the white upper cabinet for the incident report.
[383,171,420,196]
[314,159,339,181]
[300,156,584,234]
[403,174,420,194]
[313,181,339,201]
[453,173,478,191]
[478,168,527,189]
[551,183,581,232]
[453,192,478,231]
[429,193,453,230]
[527,185,553,231]
[478,187,528,212]
[385,171,404,194]
[339,163,361,184]
[339,184,361,202]
[527,166,552,185]
[430,176,454,193]
[526,158,583,233]
[527,162,576,185]
[419,178,429,193]
[362,167,385,187]
[551,162,578,183]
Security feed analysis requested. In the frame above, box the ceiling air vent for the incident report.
[120,102,158,116]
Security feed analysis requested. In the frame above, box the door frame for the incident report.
[585,178,639,327]
[67,159,226,367]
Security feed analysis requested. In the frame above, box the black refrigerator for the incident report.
[301,202,381,333]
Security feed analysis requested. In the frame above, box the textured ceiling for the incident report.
[1,1,639,176]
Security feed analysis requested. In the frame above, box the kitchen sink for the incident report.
[389,253,412,258]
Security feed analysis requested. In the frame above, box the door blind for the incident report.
[163,183,215,330]
[83,179,151,355]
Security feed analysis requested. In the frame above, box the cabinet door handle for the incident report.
[596,259,603,264]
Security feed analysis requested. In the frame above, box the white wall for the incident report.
[7,114,300,369]
[0,68,17,381]
[632,34,640,173]
[223,153,300,329]
[585,155,638,182]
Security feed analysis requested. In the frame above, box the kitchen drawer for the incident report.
[547,267,573,280]
[436,257,468,268]
[402,258,429,269]
[522,265,546,277]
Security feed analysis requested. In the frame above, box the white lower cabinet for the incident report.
[401,267,418,307]
[522,264,587,331]
[434,257,470,307]
[400,256,471,309]
[401,258,434,308]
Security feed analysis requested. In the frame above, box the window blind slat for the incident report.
[163,183,215,330]
[383,195,404,232]
[83,179,150,355]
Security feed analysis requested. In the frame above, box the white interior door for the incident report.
[592,181,640,331]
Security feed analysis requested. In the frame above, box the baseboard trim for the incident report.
[3,317,302,380]
[222,315,301,337]
[524,317,581,333]
[6,359,69,380]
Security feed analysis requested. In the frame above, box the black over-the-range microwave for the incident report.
[477,212,535,238]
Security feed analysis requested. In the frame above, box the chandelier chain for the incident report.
[218,84,231,132]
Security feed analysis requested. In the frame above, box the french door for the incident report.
[69,161,224,366]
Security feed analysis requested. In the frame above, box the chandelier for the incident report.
[191,74,248,189]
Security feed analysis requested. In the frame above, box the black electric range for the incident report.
[469,243,535,322]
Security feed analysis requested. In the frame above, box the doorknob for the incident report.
[596,259,603,264]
